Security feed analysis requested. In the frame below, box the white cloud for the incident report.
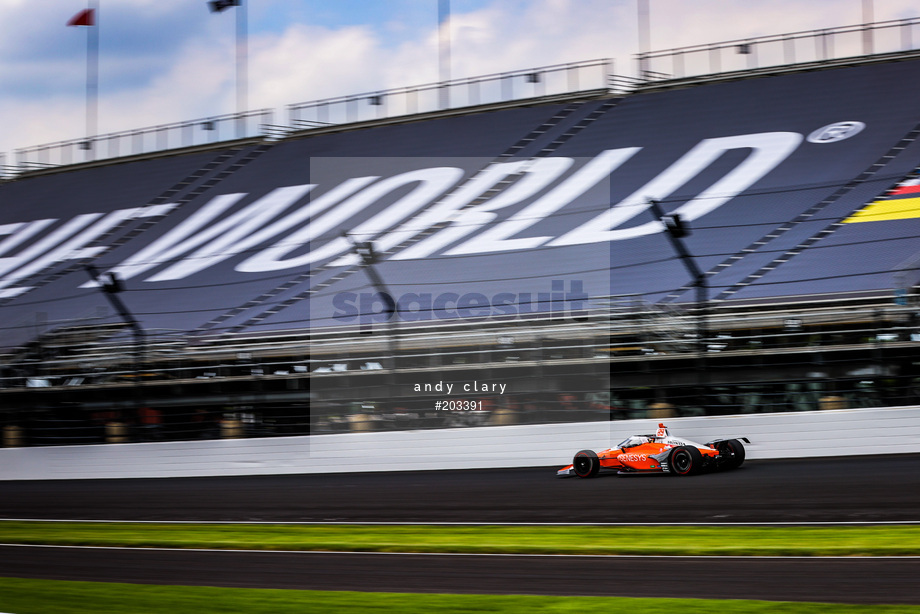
[2,0,920,159]
[249,24,382,108]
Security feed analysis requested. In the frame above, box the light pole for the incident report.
[85,265,147,427]
[343,233,399,376]
[647,199,709,411]
[85,265,146,378]
[647,200,707,354]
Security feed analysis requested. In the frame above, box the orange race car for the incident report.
[557,423,749,477]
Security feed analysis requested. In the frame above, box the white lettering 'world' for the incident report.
[549,132,803,246]
[391,157,573,261]
[445,148,640,255]
[237,167,463,272]
[0,128,811,297]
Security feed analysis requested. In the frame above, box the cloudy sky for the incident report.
[0,0,917,159]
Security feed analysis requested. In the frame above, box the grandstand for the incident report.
[1,19,920,447]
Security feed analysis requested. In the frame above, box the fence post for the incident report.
[157,125,167,151]
[346,97,356,123]
[747,41,758,69]
[263,109,273,135]
[182,121,193,147]
[235,110,245,140]
[709,44,721,74]
[862,6,874,55]
[567,63,579,91]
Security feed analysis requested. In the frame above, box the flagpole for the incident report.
[81,0,99,160]
[438,0,450,109]
[236,0,247,138]
[68,3,99,155]
[208,1,247,137]
[87,0,99,153]
[637,0,650,79]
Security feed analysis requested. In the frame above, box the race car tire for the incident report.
[573,450,600,478]
[717,439,746,470]
[669,446,702,476]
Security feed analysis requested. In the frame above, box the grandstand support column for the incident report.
[647,199,709,410]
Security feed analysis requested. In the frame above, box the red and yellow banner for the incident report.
[844,182,920,223]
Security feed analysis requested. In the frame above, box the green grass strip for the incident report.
[1,578,919,614]
[1,522,919,556]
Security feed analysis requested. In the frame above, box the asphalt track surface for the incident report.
[1,546,918,604]
[1,455,919,523]
[1,455,919,604]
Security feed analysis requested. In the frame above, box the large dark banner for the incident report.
[1,59,920,348]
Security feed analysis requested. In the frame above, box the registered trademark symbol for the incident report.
[807,121,865,143]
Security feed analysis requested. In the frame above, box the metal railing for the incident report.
[5,17,920,178]
[0,310,613,388]
[2,295,918,389]
[11,109,273,174]
[637,17,920,83]
[2,59,613,178]
[288,58,612,131]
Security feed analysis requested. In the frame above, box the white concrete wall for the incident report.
[1,405,919,480]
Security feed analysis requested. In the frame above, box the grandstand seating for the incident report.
[3,48,920,444]
[2,56,920,348]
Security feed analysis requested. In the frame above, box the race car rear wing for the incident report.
[705,436,751,447]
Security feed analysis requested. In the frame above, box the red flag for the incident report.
[67,8,95,27]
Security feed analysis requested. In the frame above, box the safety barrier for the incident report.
[3,59,612,178]
[288,59,611,130]
[1,405,917,480]
[11,109,273,172]
[637,17,920,82]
